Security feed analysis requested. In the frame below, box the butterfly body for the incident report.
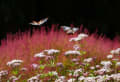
[29,17,48,26]
[61,26,79,34]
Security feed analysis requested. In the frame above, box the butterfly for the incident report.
[61,26,79,34]
[29,17,48,26]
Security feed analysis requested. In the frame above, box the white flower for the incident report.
[100,61,112,67]
[31,63,39,69]
[7,59,23,67]
[73,44,80,50]
[110,48,120,55]
[34,52,46,58]
[110,73,120,81]
[27,74,41,82]
[20,67,28,71]
[78,33,88,39]
[116,62,120,66]
[67,78,75,82]
[96,67,112,74]
[66,29,74,34]
[84,77,96,82]
[69,37,82,42]
[95,75,105,82]
[107,54,113,59]
[0,70,8,81]
[48,71,58,76]
[9,76,18,80]
[9,75,21,81]
[64,50,81,56]
[69,33,88,42]
[58,76,65,80]
[90,66,95,70]
[96,65,100,68]
[73,68,83,77]
[112,58,119,61]
[78,76,85,81]
[0,70,8,76]
[55,76,66,82]
[44,49,60,55]
[83,58,93,63]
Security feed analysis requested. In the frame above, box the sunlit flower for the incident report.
[116,62,120,66]
[77,33,88,39]
[45,56,54,60]
[34,52,46,58]
[95,75,106,82]
[94,69,105,75]
[90,66,95,70]
[9,75,21,81]
[110,48,120,55]
[73,68,83,77]
[64,50,81,56]
[31,63,39,69]
[83,58,93,63]
[107,54,113,59]
[100,61,112,67]
[20,67,28,71]
[69,33,88,42]
[78,76,85,81]
[56,62,64,67]
[48,71,58,76]
[69,37,82,42]
[73,44,80,50]
[44,49,60,55]
[84,77,96,82]
[110,73,120,81]
[95,67,112,75]
[71,58,79,62]
[0,70,8,77]
[27,74,41,82]
[55,76,66,82]
[7,59,23,68]
[67,78,75,82]
[112,58,119,61]
[96,65,100,69]
[83,72,89,77]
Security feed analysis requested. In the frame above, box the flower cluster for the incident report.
[0,25,120,81]
[7,59,23,68]
[69,33,88,42]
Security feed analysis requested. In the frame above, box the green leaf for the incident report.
[118,70,120,73]
[89,73,94,77]
[12,70,19,75]
[80,51,86,55]
[39,65,45,70]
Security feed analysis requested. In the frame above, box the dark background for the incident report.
[0,0,120,40]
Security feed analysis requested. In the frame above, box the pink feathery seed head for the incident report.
[80,31,115,61]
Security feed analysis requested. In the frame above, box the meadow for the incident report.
[0,24,120,82]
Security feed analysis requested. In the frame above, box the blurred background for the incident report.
[0,0,120,40]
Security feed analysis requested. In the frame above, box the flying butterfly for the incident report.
[29,17,48,26]
[61,26,79,34]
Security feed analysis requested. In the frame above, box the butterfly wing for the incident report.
[29,21,38,25]
[66,29,74,34]
[72,27,79,32]
[61,26,71,31]
[38,17,48,25]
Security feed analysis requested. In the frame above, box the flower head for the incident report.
[7,59,23,68]
[34,52,46,58]
[64,50,81,56]
[83,58,93,63]
[107,54,113,59]
[44,49,60,55]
